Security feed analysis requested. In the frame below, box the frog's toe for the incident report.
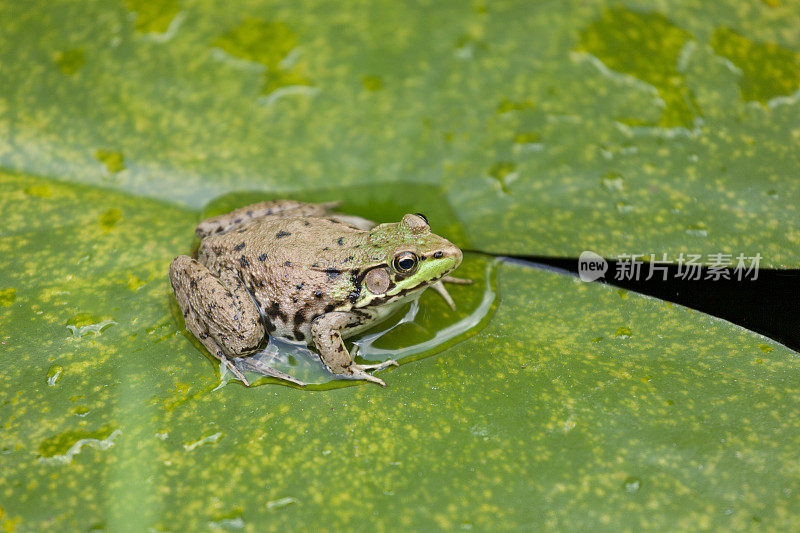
[357,360,399,371]
[234,357,306,387]
[350,366,387,387]
[220,355,251,387]
[442,275,473,285]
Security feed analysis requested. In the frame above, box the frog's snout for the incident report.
[452,246,463,269]
[432,243,462,272]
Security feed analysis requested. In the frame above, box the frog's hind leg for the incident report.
[169,255,266,386]
[195,200,342,238]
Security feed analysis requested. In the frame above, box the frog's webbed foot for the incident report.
[430,276,473,311]
[311,312,395,387]
[233,357,306,387]
[220,353,251,387]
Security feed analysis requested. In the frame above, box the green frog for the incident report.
[169,200,469,387]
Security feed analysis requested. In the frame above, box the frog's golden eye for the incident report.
[392,251,418,275]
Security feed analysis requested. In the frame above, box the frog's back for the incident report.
[196,215,375,343]
[199,216,362,265]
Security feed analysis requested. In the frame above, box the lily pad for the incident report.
[2,170,799,530]
[0,1,798,264]
[1,0,800,530]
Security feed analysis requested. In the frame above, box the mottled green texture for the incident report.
[0,1,798,265]
[710,27,800,104]
[579,7,698,128]
[1,171,799,531]
[126,0,180,34]
[213,17,311,95]
[2,0,800,529]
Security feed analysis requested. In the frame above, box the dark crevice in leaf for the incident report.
[469,252,800,352]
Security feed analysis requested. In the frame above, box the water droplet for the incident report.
[266,497,297,511]
[623,476,641,493]
[66,313,116,337]
[488,162,518,193]
[71,406,91,417]
[685,224,708,237]
[600,172,624,191]
[454,33,486,60]
[37,428,121,464]
[616,202,634,214]
[615,326,632,339]
[470,424,490,439]
[46,366,63,386]
[183,432,223,451]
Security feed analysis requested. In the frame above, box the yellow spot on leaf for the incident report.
[126,0,179,34]
[24,185,52,198]
[99,208,123,232]
[711,27,800,103]
[54,49,85,76]
[95,149,125,173]
[0,288,16,307]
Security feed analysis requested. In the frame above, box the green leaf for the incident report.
[1,0,800,530]
[2,170,799,530]
[1,1,798,264]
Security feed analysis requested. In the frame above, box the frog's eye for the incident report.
[413,213,429,226]
[392,251,418,275]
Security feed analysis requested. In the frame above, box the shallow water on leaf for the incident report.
[180,184,496,389]
[218,253,498,389]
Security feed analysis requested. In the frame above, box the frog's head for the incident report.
[355,213,462,307]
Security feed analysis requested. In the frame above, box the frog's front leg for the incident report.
[169,255,265,386]
[430,276,474,311]
[311,312,398,387]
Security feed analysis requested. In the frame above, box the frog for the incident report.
[169,200,470,387]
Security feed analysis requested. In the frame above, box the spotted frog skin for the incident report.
[169,200,468,387]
